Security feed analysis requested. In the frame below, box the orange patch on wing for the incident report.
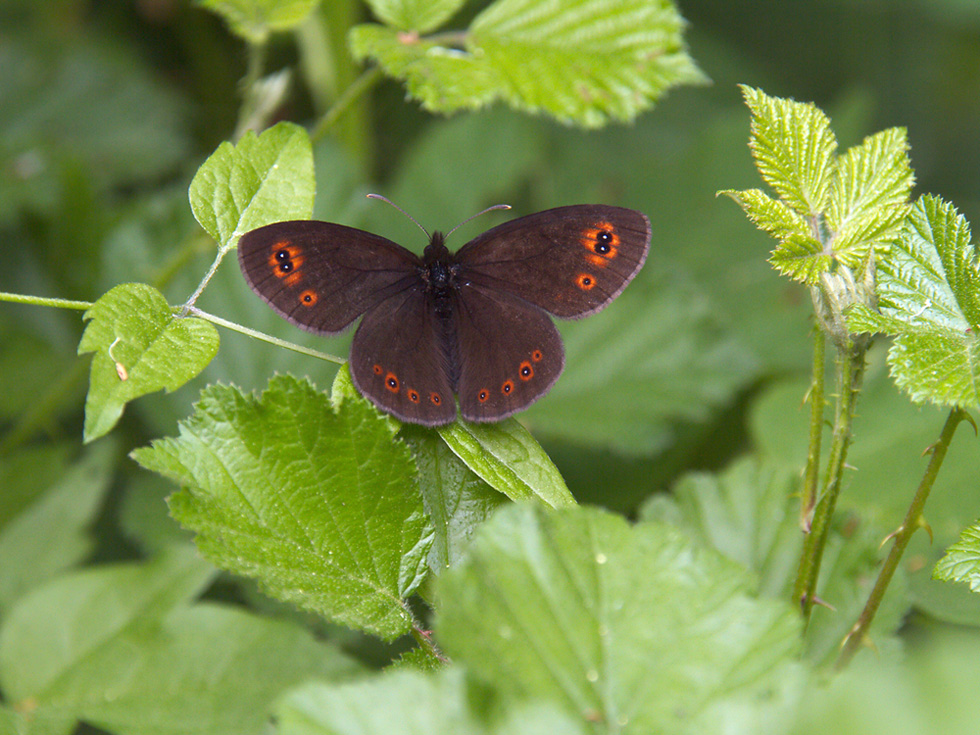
[580,222,620,266]
[518,361,534,381]
[576,273,596,291]
[385,372,400,393]
[299,289,318,306]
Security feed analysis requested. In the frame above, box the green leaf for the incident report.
[720,188,810,243]
[827,127,913,268]
[0,549,358,735]
[0,546,215,703]
[351,0,705,128]
[400,426,508,572]
[132,375,432,640]
[640,456,909,665]
[741,85,838,215]
[197,0,320,43]
[0,442,114,615]
[847,195,980,408]
[364,0,466,33]
[77,283,219,442]
[934,521,980,590]
[437,505,804,733]
[438,419,575,508]
[767,231,834,283]
[276,668,587,735]
[188,121,314,249]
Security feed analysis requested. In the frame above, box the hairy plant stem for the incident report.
[310,65,383,144]
[793,344,867,624]
[800,326,826,531]
[836,407,970,668]
[0,291,91,310]
[411,624,448,665]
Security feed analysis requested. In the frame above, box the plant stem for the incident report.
[836,406,969,668]
[185,306,344,365]
[0,291,92,310]
[793,344,866,623]
[181,249,226,314]
[800,326,826,531]
[410,624,448,665]
[310,66,383,144]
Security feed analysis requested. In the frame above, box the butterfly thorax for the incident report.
[421,232,462,387]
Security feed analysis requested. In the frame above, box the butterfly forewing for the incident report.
[454,284,565,423]
[456,205,651,319]
[238,221,421,334]
[349,288,457,425]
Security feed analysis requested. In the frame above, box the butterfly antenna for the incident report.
[446,203,512,239]
[366,193,429,239]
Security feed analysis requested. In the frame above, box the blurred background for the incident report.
[2,0,980,720]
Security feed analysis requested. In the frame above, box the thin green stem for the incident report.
[181,249,226,314]
[836,407,969,668]
[0,291,92,310]
[185,306,344,365]
[793,344,867,623]
[800,326,826,531]
[410,624,448,665]
[310,65,383,144]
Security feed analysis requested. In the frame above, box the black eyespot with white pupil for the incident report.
[595,231,613,254]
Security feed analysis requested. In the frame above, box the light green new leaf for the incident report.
[720,188,810,243]
[769,231,834,283]
[78,283,219,442]
[847,195,980,407]
[132,375,432,640]
[438,420,575,508]
[198,0,319,43]
[934,522,980,590]
[741,85,838,215]
[364,0,465,33]
[828,127,913,267]
[276,669,587,735]
[351,0,705,128]
[0,442,114,615]
[189,121,313,249]
[437,505,803,733]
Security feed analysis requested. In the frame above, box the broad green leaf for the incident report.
[741,85,838,215]
[364,0,465,33]
[0,442,114,615]
[827,127,913,268]
[438,419,575,508]
[437,505,803,733]
[198,0,319,43]
[525,263,758,454]
[934,522,980,590]
[132,375,432,640]
[641,457,908,665]
[0,546,215,703]
[0,550,357,735]
[400,426,508,572]
[847,195,980,407]
[189,121,313,249]
[77,283,219,442]
[351,0,705,128]
[767,231,834,283]
[276,669,587,735]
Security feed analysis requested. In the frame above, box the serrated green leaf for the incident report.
[741,85,838,215]
[400,425,508,572]
[437,505,803,733]
[828,127,913,267]
[934,522,980,590]
[364,0,465,33]
[189,121,313,249]
[719,188,809,242]
[131,375,432,640]
[0,549,357,735]
[77,283,219,442]
[640,457,909,665]
[197,0,319,43]
[437,419,575,508]
[351,0,705,128]
[768,231,833,283]
[846,195,980,407]
[0,442,114,615]
[0,547,215,703]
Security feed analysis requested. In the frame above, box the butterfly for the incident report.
[238,204,651,426]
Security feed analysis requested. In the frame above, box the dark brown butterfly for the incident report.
[238,204,651,426]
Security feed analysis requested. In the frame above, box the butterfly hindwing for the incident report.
[456,205,651,319]
[349,287,457,426]
[238,221,421,334]
[454,283,565,423]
